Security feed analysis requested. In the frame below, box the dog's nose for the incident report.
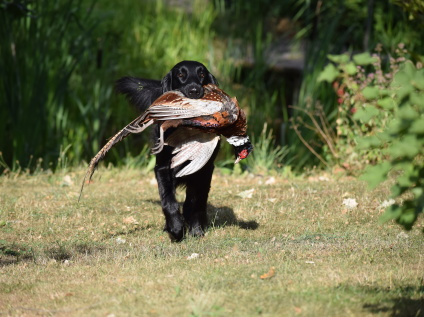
[187,87,201,98]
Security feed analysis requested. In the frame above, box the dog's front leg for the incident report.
[183,161,215,238]
[154,164,185,242]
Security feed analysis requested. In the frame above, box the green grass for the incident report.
[0,168,422,316]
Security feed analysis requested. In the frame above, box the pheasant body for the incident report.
[79,84,252,201]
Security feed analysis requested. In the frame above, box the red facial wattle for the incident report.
[238,149,249,159]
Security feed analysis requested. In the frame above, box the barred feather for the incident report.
[78,118,153,202]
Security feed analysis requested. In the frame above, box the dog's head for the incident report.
[161,60,219,99]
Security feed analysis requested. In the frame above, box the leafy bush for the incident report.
[359,61,424,231]
[313,45,423,230]
[304,44,423,230]
[294,45,409,171]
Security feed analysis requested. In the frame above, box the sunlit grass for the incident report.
[1,168,422,316]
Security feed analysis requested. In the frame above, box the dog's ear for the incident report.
[161,71,173,92]
[208,73,219,86]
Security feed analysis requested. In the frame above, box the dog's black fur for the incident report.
[116,61,219,242]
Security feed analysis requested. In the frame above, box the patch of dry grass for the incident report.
[0,168,423,316]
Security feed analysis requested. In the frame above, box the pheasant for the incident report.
[79,84,252,200]
[122,84,250,154]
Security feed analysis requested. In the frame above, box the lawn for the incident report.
[0,168,423,316]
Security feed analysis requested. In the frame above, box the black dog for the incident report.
[116,61,220,242]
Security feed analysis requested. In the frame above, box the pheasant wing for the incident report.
[148,99,224,120]
[146,85,234,120]
[166,128,220,177]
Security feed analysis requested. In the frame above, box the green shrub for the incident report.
[359,61,424,231]
[299,45,409,171]
[292,42,423,230]
[312,44,423,230]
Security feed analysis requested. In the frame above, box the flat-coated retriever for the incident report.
[116,61,220,242]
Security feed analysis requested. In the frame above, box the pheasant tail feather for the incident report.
[78,117,153,202]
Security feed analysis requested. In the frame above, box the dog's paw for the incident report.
[164,215,185,242]
[189,225,205,238]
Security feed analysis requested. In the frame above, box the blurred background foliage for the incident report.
[1,0,423,173]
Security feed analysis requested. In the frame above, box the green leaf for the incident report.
[379,132,392,142]
[397,85,414,100]
[409,118,424,134]
[393,70,410,88]
[391,184,407,197]
[388,135,420,159]
[379,204,402,223]
[410,92,424,108]
[356,138,370,149]
[356,135,384,149]
[344,62,357,75]
[397,209,417,230]
[353,52,377,65]
[397,105,418,120]
[377,89,391,97]
[360,161,391,189]
[353,105,379,122]
[397,171,416,188]
[362,87,379,100]
[387,118,403,134]
[403,61,416,78]
[412,70,424,90]
[411,187,423,199]
[377,98,396,110]
[328,54,349,64]
[318,64,339,83]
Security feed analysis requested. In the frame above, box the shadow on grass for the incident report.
[0,241,106,267]
[207,204,259,230]
[0,242,34,266]
[143,199,259,230]
[102,223,155,239]
[361,285,424,317]
[364,298,423,317]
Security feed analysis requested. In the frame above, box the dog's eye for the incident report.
[199,72,205,78]
[177,73,184,78]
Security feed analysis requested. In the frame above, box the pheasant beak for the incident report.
[234,148,250,164]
